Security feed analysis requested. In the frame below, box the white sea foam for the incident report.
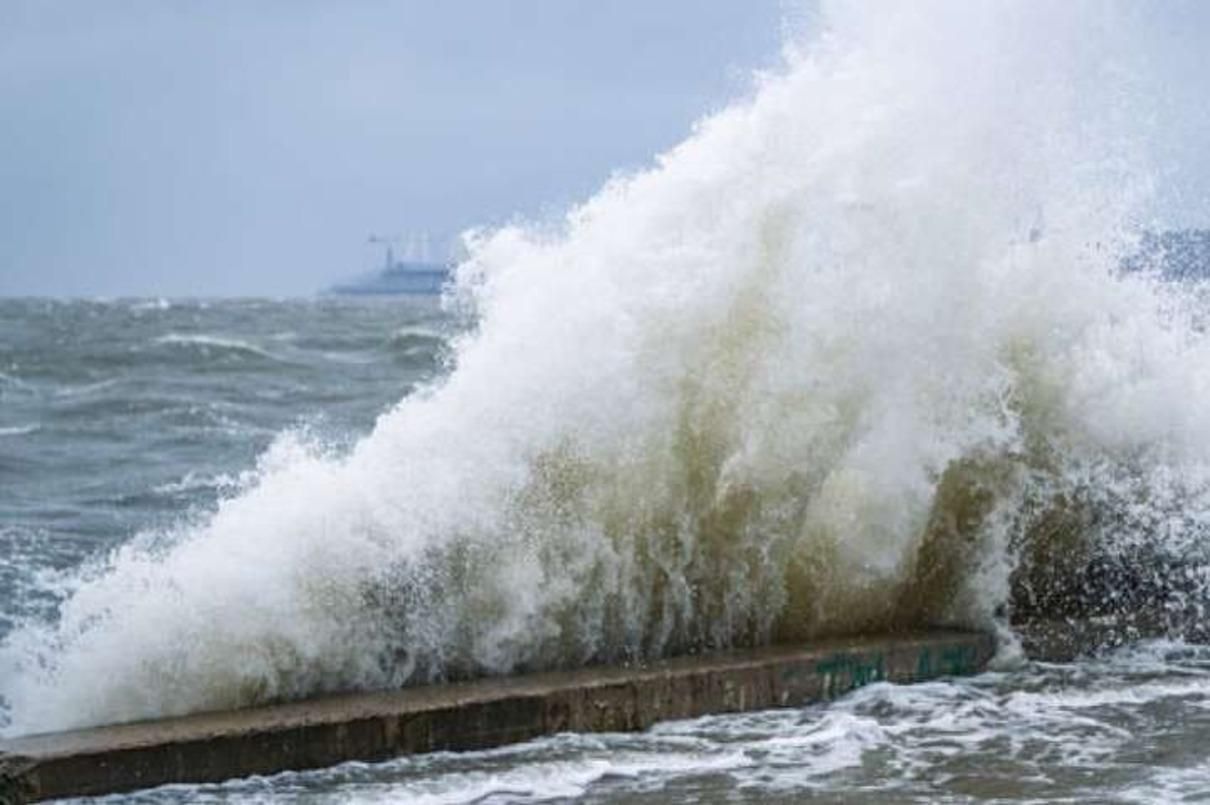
[154,333,285,362]
[2,0,1209,735]
[0,372,32,392]
[389,325,447,343]
[51,378,119,399]
[131,298,173,312]
[152,471,246,497]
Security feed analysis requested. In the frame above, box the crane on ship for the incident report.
[368,233,434,270]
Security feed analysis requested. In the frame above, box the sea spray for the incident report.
[4,0,1210,734]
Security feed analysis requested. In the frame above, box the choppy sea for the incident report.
[3,298,1210,803]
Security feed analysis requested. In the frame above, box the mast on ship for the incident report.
[367,234,399,272]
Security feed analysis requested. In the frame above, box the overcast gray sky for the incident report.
[0,1,793,296]
[4,3,1210,298]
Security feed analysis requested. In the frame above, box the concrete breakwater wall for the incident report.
[0,630,995,802]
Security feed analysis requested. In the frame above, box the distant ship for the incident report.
[329,237,452,296]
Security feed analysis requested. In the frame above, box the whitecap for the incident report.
[153,334,285,362]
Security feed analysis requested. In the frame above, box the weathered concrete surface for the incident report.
[0,630,994,802]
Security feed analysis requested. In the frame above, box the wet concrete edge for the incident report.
[0,630,995,802]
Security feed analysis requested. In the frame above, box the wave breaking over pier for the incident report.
[4,0,1210,735]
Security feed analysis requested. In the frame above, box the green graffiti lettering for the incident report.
[914,645,977,680]
[813,652,886,698]
[940,645,976,675]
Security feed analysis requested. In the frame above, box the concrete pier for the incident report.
[0,630,994,802]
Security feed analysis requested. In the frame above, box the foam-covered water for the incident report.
[6,0,1210,799]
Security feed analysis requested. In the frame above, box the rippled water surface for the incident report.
[0,297,453,637]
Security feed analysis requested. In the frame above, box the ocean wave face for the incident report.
[3,0,1210,734]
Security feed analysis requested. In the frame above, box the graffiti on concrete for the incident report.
[814,652,886,698]
[916,643,980,678]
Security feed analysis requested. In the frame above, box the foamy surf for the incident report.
[0,426,39,438]
[153,333,288,363]
[3,0,1210,737]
